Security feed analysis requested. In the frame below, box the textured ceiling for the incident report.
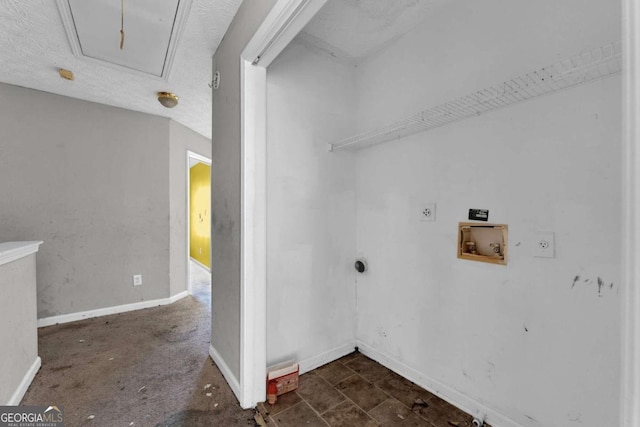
[0,0,453,138]
[302,0,452,64]
[0,0,243,139]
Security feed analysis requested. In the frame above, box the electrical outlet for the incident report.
[533,232,554,258]
[420,203,436,222]
[133,274,143,286]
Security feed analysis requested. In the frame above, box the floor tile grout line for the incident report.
[333,372,391,422]
[319,372,385,424]
[365,397,392,415]
[291,389,331,426]
[314,373,361,417]
[318,395,349,415]
[314,366,358,388]
[299,371,348,415]
[322,394,383,426]
[268,399,306,419]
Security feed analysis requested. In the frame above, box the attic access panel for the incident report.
[58,0,190,79]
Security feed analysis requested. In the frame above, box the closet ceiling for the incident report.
[0,0,242,139]
[302,0,452,64]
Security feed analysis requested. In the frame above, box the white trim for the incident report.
[238,0,327,410]
[161,0,194,81]
[243,0,328,68]
[0,241,43,268]
[298,343,356,375]
[189,257,210,273]
[55,0,192,81]
[37,291,189,328]
[187,150,212,166]
[209,344,241,401]
[168,290,189,303]
[7,357,41,405]
[55,0,82,57]
[622,0,640,425]
[357,342,523,427]
[239,58,268,409]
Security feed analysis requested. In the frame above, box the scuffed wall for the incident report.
[0,83,209,318]
[0,83,170,317]
[266,39,358,370]
[354,0,621,425]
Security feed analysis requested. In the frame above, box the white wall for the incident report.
[353,1,622,426]
[0,83,171,318]
[169,120,211,297]
[355,0,621,132]
[266,40,357,370]
[0,253,38,404]
[0,83,206,319]
[210,0,276,381]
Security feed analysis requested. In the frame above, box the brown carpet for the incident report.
[22,262,255,427]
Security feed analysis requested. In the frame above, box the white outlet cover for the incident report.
[420,203,436,222]
[133,274,143,286]
[533,232,555,258]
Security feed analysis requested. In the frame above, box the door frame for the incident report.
[238,0,640,422]
[186,150,212,295]
[622,0,639,424]
[238,0,327,408]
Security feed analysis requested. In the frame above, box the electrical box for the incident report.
[458,223,508,265]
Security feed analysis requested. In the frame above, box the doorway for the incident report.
[187,150,211,296]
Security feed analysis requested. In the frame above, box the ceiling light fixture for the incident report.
[157,92,179,108]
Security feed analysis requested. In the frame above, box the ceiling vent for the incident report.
[56,0,192,81]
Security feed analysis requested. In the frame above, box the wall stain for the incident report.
[486,361,496,384]
[597,277,604,297]
[568,413,583,423]
[571,274,615,296]
[571,275,580,288]
[524,325,528,332]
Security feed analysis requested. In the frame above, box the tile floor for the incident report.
[258,352,491,427]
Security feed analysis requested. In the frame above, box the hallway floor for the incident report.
[21,262,258,426]
[23,261,486,427]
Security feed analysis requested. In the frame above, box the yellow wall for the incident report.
[190,162,211,268]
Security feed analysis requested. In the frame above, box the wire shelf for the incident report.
[329,41,622,152]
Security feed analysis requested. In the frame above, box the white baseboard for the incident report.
[299,342,357,374]
[168,290,190,303]
[209,344,241,402]
[357,342,524,427]
[37,291,190,328]
[189,257,211,272]
[7,357,41,405]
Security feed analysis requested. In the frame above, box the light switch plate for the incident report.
[533,232,555,258]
